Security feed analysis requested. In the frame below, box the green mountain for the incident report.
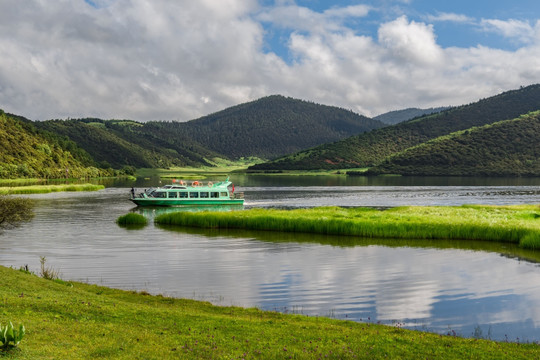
[166,95,385,159]
[373,107,450,125]
[34,119,217,169]
[367,111,540,176]
[250,84,540,171]
[29,95,384,171]
[0,110,113,179]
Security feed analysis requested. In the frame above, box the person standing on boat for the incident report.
[131,187,135,198]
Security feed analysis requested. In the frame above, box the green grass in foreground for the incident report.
[1,265,539,359]
[155,205,540,250]
[0,184,104,195]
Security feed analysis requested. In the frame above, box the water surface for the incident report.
[2,175,540,342]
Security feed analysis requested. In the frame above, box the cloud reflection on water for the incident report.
[1,183,540,341]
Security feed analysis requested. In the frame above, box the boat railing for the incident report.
[232,192,244,199]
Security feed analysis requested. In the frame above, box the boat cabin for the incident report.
[147,189,230,199]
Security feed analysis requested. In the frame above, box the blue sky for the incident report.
[2,0,540,121]
[260,0,540,59]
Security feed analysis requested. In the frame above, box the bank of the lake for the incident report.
[0,184,104,195]
[1,266,538,359]
[155,205,540,249]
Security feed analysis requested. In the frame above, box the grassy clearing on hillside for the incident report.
[1,265,539,359]
[137,167,237,180]
[155,205,540,250]
[0,184,104,195]
[136,158,266,179]
[138,166,358,180]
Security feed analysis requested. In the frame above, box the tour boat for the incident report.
[129,177,244,206]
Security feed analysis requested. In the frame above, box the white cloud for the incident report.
[427,12,474,24]
[481,18,537,44]
[378,16,443,65]
[257,3,370,34]
[323,5,371,19]
[0,0,539,121]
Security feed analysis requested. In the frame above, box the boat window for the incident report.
[211,192,219,198]
[220,192,228,197]
[179,192,188,198]
[154,191,167,198]
[200,192,209,198]
[189,192,199,198]
[168,192,178,198]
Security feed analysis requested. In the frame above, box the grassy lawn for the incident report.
[1,265,539,359]
[155,205,540,250]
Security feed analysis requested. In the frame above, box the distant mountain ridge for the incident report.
[373,107,450,125]
[249,84,540,173]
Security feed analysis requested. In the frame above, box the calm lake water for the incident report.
[2,175,540,342]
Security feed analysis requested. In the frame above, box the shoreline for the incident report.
[2,265,539,359]
[0,183,105,195]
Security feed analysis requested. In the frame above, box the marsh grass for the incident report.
[155,205,540,249]
[1,265,539,359]
[116,213,148,229]
[0,184,104,195]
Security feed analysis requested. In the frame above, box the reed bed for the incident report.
[155,205,540,249]
[116,213,148,227]
[0,184,104,195]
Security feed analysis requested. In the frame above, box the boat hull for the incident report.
[130,198,244,206]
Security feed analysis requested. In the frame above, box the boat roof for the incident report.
[162,185,187,189]
[152,180,231,191]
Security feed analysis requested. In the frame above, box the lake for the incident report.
[2,175,540,342]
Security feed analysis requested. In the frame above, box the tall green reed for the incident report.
[155,205,540,249]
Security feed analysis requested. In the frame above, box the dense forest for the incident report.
[0,110,115,179]
[373,107,450,125]
[250,84,540,171]
[367,111,540,176]
[167,95,385,159]
[34,119,218,169]
[28,95,386,172]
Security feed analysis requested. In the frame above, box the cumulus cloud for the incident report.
[481,18,538,44]
[378,16,443,65]
[0,0,539,121]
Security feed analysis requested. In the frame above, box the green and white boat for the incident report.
[130,178,244,206]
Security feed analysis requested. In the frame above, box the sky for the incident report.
[1,0,540,121]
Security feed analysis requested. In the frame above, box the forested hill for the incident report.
[34,119,218,169]
[0,110,113,179]
[367,111,540,176]
[373,107,450,125]
[162,95,385,159]
[250,84,540,170]
[28,95,385,171]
